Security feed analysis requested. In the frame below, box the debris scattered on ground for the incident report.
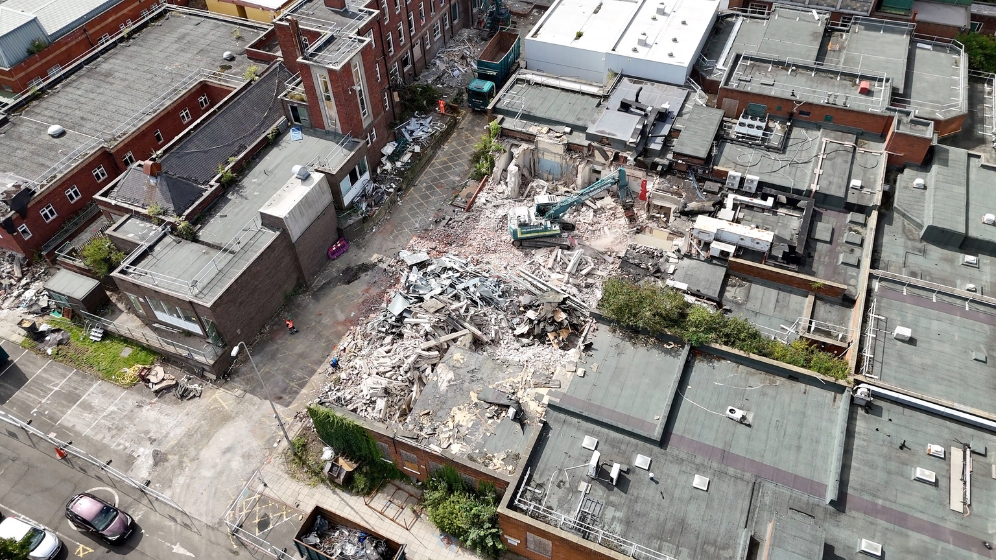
[140,365,176,393]
[174,375,203,400]
[299,515,391,560]
[416,29,486,88]
[380,113,448,176]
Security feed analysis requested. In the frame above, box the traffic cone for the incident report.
[55,447,67,459]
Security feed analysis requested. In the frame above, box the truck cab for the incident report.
[467,79,496,111]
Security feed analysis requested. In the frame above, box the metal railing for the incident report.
[514,496,677,560]
[77,310,222,363]
[41,202,104,254]
[0,408,185,512]
[222,471,293,560]
[792,317,855,343]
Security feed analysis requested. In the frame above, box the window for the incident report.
[392,61,401,82]
[414,39,422,59]
[39,204,57,223]
[775,106,782,112]
[2,84,11,92]
[17,224,31,240]
[444,13,449,27]
[180,108,191,123]
[125,293,145,315]
[302,35,310,48]
[430,0,435,15]
[47,65,61,77]
[451,3,458,22]
[352,61,368,118]
[425,33,430,50]
[399,451,419,473]
[154,129,163,143]
[366,30,375,49]
[366,132,373,146]
[402,52,412,69]
[122,151,136,166]
[92,165,107,182]
[383,90,390,110]
[434,21,441,38]
[747,2,767,15]
[526,533,552,558]
[198,94,210,109]
[387,32,395,55]
[408,12,415,36]
[146,296,203,334]
[376,63,382,82]
[971,21,983,32]
[823,114,833,123]
[394,0,401,13]
[65,185,81,203]
[371,127,377,142]
[382,0,390,20]
[419,2,425,20]
[141,9,149,17]
[398,23,405,45]
[27,77,42,88]
[798,110,811,118]
[320,75,332,102]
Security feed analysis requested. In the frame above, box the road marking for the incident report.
[75,543,94,557]
[31,368,76,414]
[85,486,119,507]
[81,390,128,436]
[172,542,195,557]
[208,392,230,411]
[55,376,101,426]
[18,359,53,389]
[0,501,91,557]
[0,349,28,378]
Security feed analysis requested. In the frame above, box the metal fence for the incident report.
[76,310,222,364]
[0,408,184,512]
[222,471,294,560]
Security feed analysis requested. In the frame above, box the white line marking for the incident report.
[0,349,28,377]
[82,391,128,437]
[85,486,119,507]
[31,369,76,414]
[56,376,101,427]
[0,500,89,553]
[23,359,53,386]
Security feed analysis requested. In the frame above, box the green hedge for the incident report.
[599,277,850,379]
[307,405,403,494]
[423,465,504,558]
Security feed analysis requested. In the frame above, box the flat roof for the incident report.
[822,18,912,92]
[911,0,970,26]
[493,75,604,132]
[118,226,278,304]
[714,125,823,193]
[196,126,359,245]
[0,11,258,191]
[721,275,809,335]
[528,0,718,68]
[863,275,996,415]
[44,268,101,300]
[906,39,967,120]
[671,106,724,160]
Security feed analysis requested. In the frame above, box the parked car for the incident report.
[0,513,61,559]
[65,493,133,543]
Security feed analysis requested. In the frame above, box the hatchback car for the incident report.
[0,514,61,559]
[65,493,134,543]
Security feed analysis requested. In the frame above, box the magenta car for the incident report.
[65,493,134,543]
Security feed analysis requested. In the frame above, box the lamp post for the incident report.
[231,342,294,450]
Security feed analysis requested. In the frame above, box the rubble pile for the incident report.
[0,254,51,315]
[380,114,448,175]
[299,515,391,560]
[416,29,485,88]
[318,252,588,422]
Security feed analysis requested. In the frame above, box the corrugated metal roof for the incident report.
[0,6,36,35]
[2,0,119,38]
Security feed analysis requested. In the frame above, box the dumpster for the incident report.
[294,506,405,560]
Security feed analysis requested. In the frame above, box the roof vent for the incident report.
[964,255,979,267]
[858,539,882,557]
[223,51,236,61]
[292,165,310,180]
[725,406,749,424]
[634,454,652,470]
[610,463,622,486]
[913,177,926,189]
[582,436,598,450]
[913,467,936,484]
[47,124,65,138]
[632,47,638,52]
[985,213,996,225]
[681,19,687,24]
[893,326,912,341]
[668,52,674,57]
[692,475,710,491]
[656,2,667,15]
[672,37,678,42]
[927,444,945,459]
[849,179,862,189]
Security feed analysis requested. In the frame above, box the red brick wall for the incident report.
[717,87,895,136]
[499,509,626,560]
[0,0,164,94]
[728,258,847,297]
[934,112,967,138]
[884,127,932,167]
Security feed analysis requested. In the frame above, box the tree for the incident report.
[957,32,996,73]
[0,535,32,560]
[81,236,126,277]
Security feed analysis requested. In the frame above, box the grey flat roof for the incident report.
[44,268,100,300]
[722,275,809,334]
[911,0,969,26]
[701,9,829,79]
[822,18,912,92]
[119,227,277,304]
[672,258,726,301]
[108,214,160,244]
[672,106,724,160]
[493,78,604,131]
[798,207,866,293]
[196,126,358,245]
[0,11,259,189]
[714,125,822,193]
[864,276,996,415]
[906,40,967,120]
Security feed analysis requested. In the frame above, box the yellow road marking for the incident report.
[75,543,94,557]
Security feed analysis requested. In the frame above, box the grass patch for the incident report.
[600,277,850,380]
[35,318,157,386]
[285,430,327,486]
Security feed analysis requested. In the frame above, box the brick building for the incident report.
[0,10,265,258]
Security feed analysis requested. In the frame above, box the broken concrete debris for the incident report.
[379,113,447,176]
[299,515,391,560]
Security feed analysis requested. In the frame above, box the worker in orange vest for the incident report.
[285,318,298,334]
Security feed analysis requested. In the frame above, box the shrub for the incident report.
[957,32,996,73]
[469,120,503,181]
[217,164,238,187]
[147,203,164,224]
[26,38,47,55]
[423,466,505,558]
[307,406,404,494]
[244,64,261,81]
[80,236,125,277]
[0,534,32,560]
[174,220,196,241]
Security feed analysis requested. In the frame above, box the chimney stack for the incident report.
[142,160,162,177]
[325,0,347,10]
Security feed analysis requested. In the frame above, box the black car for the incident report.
[65,493,134,543]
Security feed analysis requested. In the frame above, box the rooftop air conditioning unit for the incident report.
[913,467,937,484]
[849,179,862,189]
[725,171,742,191]
[743,175,759,193]
[913,177,926,189]
[927,444,945,459]
[610,463,621,486]
[858,538,883,557]
[587,450,601,478]
[726,406,748,424]
[853,386,872,406]
[985,214,996,225]
[893,326,912,341]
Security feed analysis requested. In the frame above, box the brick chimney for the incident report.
[325,0,347,10]
[275,18,305,74]
[142,160,162,177]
